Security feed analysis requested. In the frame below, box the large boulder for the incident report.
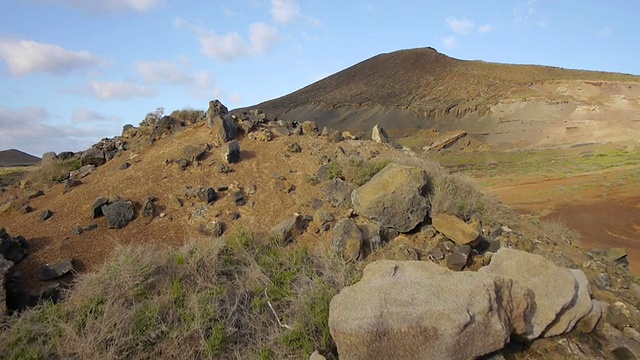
[479,248,593,339]
[101,199,136,229]
[270,214,305,244]
[329,260,533,360]
[432,214,480,245]
[351,163,430,233]
[80,147,106,167]
[221,140,240,164]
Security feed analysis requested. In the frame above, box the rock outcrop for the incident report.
[329,260,533,360]
[432,214,480,245]
[332,218,363,261]
[351,163,430,233]
[371,124,389,143]
[101,199,136,229]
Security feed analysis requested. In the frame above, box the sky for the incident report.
[1,0,639,156]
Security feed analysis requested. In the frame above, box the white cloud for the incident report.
[135,60,190,85]
[270,0,300,24]
[479,24,495,33]
[71,108,120,123]
[598,26,612,38]
[0,106,110,155]
[513,0,547,27]
[43,0,163,13]
[173,17,186,30]
[446,17,475,35]
[90,80,157,100]
[196,22,278,62]
[442,36,457,49]
[0,36,107,77]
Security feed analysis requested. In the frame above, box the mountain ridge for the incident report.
[0,149,40,167]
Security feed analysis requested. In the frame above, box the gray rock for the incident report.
[301,121,318,136]
[200,220,224,237]
[92,197,109,218]
[142,197,155,217]
[40,209,53,222]
[351,163,430,233]
[206,100,237,144]
[596,272,612,288]
[332,218,363,261]
[183,144,208,162]
[63,178,82,193]
[102,199,136,229]
[197,187,217,203]
[0,228,27,264]
[329,260,533,360]
[270,214,305,244]
[309,350,326,360]
[40,259,74,281]
[118,162,131,170]
[321,179,352,208]
[544,268,593,337]
[80,147,106,167]
[221,140,240,164]
[26,190,44,199]
[286,142,302,153]
[445,249,469,271]
[70,164,96,179]
[41,151,58,163]
[611,346,636,360]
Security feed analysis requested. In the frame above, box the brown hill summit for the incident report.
[246,47,640,148]
[0,149,40,167]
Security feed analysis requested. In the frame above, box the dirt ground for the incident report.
[483,162,640,275]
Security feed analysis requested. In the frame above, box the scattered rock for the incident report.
[248,128,274,141]
[611,346,637,360]
[200,220,225,237]
[142,197,155,217]
[70,164,96,179]
[286,142,302,153]
[92,197,109,218]
[231,190,247,206]
[309,350,326,360]
[183,144,208,162]
[40,259,74,281]
[118,162,131,170]
[40,209,53,222]
[445,245,471,271]
[197,187,217,204]
[63,178,82,194]
[332,218,363,261]
[351,163,430,233]
[176,158,191,169]
[206,100,237,144]
[20,204,33,214]
[371,124,389,143]
[26,190,44,200]
[270,214,305,244]
[321,179,352,208]
[596,272,613,288]
[221,140,240,164]
[217,164,233,173]
[432,214,480,245]
[102,199,136,229]
[41,151,58,163]
[329,260,533,360]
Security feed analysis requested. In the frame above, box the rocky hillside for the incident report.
[245,48,640,148]
[1,100,640,359]
[0,149,40,167]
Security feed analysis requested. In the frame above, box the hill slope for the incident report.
[245,47,640,148]
[0,149,40,167]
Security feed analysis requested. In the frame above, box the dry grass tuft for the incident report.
[0,229,360,359]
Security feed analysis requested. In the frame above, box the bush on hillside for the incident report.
[0,230,360,359]
[24,158,82,189]
[169,108,205,125]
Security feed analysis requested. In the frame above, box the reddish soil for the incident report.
[487,168,640,275]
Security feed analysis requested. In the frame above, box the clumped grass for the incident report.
[540,220,580,246]
[169,108,205,125]
[0,230,360,359]
[324,162,343,180]
[0,167,31,188]
[24,158,81,189]
[348,158,390,186]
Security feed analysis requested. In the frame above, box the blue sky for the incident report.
[1,0,638,156]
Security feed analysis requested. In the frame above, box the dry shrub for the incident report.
[0,230,359,360]
[24,158,81,190]
[540,220,581,246]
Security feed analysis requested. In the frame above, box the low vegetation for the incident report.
[0,167,32,188]
[23,158,81,189]
[0,229,360,359]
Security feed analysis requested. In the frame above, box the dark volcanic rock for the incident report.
[92,197,110,218]
[102,199,136,229]
[321,179,353,208]
[142,197,155,218]
[197,187,217,203]
[0,228,27,263]
[207,100,237,144]
[80,147,106,167]
[332,218,363,261]
[63,179,82,193]
[221,140,240,164]
[40,259,74,281]
[40,209,54,222]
